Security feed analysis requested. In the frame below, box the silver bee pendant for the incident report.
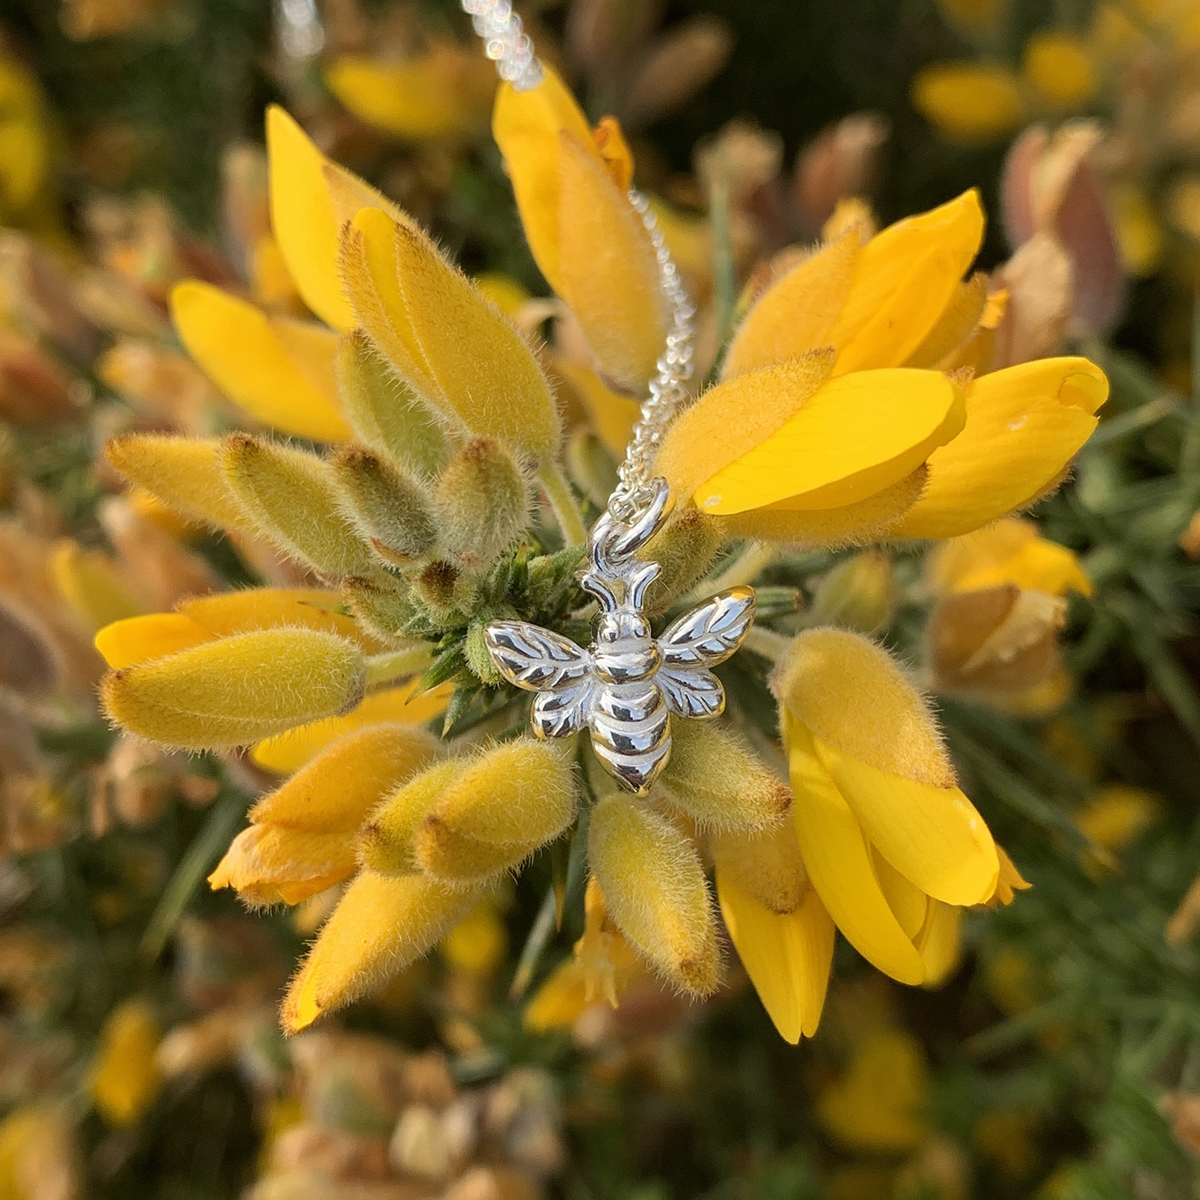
[484,479,755,795]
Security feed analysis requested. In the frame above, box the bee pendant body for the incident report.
[484,479,755,795]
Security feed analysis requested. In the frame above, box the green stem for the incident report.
[364,643,434,689]
[742,625,790,662]
[538,461,588,547]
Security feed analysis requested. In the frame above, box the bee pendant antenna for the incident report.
[466,0,756,794]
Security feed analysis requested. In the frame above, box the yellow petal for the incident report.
[891,357,1108,539]
[871,849,928,939]
[928,518,1092,597]
[101,628,365,751]
[903,272,989,369]
[384,214,560,460]
[282,871,482,1032]
[325,48,493,140]
[95,613,211,668]
[786,721,925,985]
[717,871,833,1043]
[917,901,962,987]
[170,282,351,442]
[722,231,859,377]
[656,352,834,502]
[911,63,1025,142]
[710,821,809,915]
[1023,32,1097,111]
[266,105,410,331]
[693,369,965,515]
[50,541,144,631]
[251,680,450,774]
[829,191,985,371]
[104,434,255,534]
[814,736,999,906]
[556,130,668,392]
[179,588,384,652]
[491,67,598,295]
[588,793,720,996]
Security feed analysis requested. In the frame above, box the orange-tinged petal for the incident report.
[95,613,211,668]
[891,356,1108,539]
[171,282,351,442]
[556,130,668,392]
[829,191,984,364]
[267,105,410,331]
[717,871,834,1043]
[492,67,597,294]
[722,231,859,377]
[656,352,833,502]
[693,369,964,515]
[251,681,451,774]
[786,719,924,985]
[815,736,999,906]
[209,824,354,907]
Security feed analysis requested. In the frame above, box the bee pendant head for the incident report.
[482,479,756,795]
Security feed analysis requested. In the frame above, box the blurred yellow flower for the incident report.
[1022,32,1098,111]
[911,64,1025,143]
[91,999,162,1126]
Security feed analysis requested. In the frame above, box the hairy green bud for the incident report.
[434,438,529,568]
[219,434,373,578]
[331,445,438,566]
[640,509,725,614]
[809,550,895,635]
[335,330,450,477]
[341,572,418,646]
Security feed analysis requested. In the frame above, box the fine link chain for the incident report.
[460,0,543,91]
[458,0,697,527]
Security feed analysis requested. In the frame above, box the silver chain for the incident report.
[460,0,696,526]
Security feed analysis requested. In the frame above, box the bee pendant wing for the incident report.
[484,620,590,690]
[656,587,756,720]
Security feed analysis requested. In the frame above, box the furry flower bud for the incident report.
[809,550,895,635]
[210,723,439,905]
[283,872,484,1031]
[587,793,720,996]
[331,444,437,565]
[219,434,373,578]
[639,509,725,614]
[710,820,808,915]
[104,434,255,534]
[362,741,577,883]
[434,438,529,567]
[656,721,791,831]
[101,628,365,750]
[341,572,419,646]
[335,330,449,477]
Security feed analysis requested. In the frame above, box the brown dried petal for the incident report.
[992,232,1074,368]
[791,112,890,237]
[621,17,734,127]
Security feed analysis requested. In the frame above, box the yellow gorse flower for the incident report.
[89,50,1085,1045]
[772,628,1005,988]
[656,191,1108,544]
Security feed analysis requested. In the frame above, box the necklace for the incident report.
[463,0,756,794]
